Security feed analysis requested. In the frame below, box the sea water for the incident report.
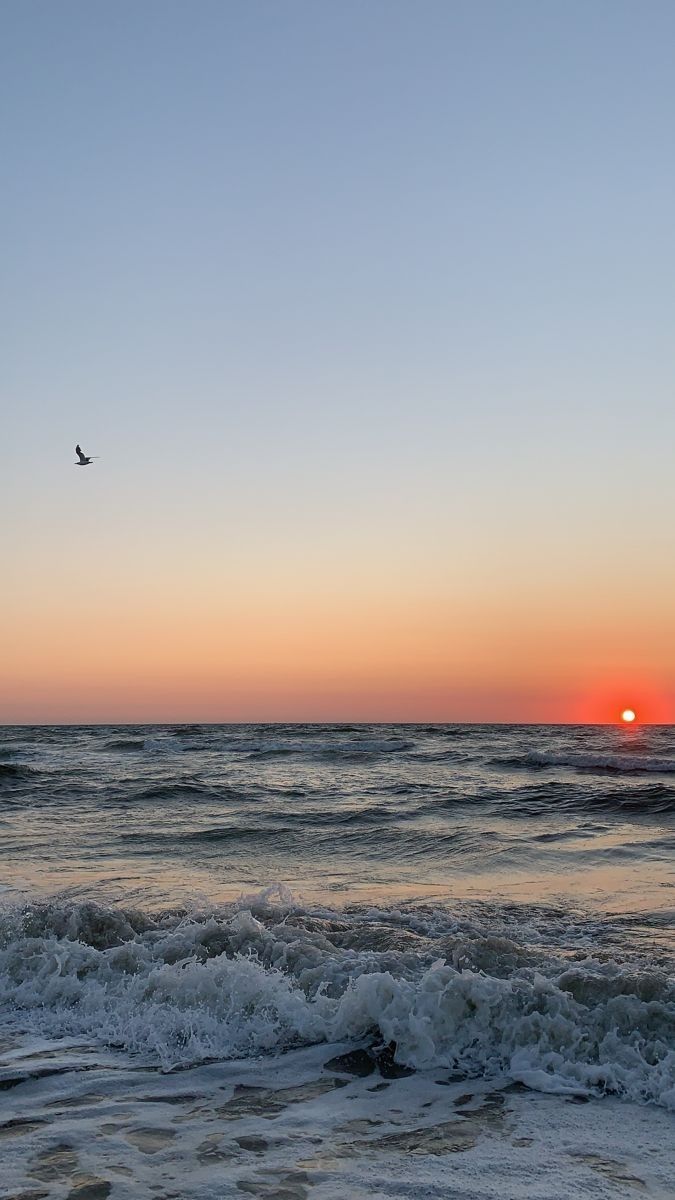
[1,723,674,1198]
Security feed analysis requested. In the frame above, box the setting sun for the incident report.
[621,709,636,723]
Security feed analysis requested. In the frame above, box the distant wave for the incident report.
[245,745,300,760]
[407,748,467,763]
[462,780,675,817]
[496,751,675,776]
[243,738,415,763]
[128,782,243,804]
[117,824,299,845]
[414,726,474,738]
[0,763,38,781]
[583,783,675,814]
[181,826,294,844]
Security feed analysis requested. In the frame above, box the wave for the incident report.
[496,751,675,776]
[0,763,39,782]
[119,777,251,806]
[1,898,674,1109]
[245,745,300,760]
[465,780,675,817]
[415,726,474,738]
[582,783,675,814]
[142,735,200,755]
[242,738,415,763]
[407,749,468,764]
[119,825,295,845]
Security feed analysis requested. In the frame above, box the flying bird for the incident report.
[75,444,99,466]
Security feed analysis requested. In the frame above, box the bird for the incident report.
[75,444,99,466]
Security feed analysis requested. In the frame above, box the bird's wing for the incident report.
[75,445,86,462]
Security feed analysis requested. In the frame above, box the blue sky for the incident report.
[2,1,674,720]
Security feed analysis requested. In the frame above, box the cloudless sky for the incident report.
[2,0,674,722]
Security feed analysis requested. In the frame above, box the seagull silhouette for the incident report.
[75,444,99,466]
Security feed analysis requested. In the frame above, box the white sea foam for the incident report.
[3,1039,674,1200]
[1,900,673,1109]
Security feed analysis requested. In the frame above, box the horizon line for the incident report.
[2,719,672,729]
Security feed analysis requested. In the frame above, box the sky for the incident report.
[2,0,674,724]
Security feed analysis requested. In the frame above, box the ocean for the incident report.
[1,722,674,1198]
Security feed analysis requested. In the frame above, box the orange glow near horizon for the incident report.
[3,545,675,724]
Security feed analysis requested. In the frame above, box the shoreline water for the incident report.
[1,723,674,1196]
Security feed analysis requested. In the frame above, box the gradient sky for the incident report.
[2,0,674,723]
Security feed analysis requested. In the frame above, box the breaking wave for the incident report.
[497,751,675,776]
[1,897,674,1109]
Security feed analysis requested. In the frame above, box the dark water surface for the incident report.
[2,722,675,910]
[1,723,674,1113]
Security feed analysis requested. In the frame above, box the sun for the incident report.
[621,709,636,723]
